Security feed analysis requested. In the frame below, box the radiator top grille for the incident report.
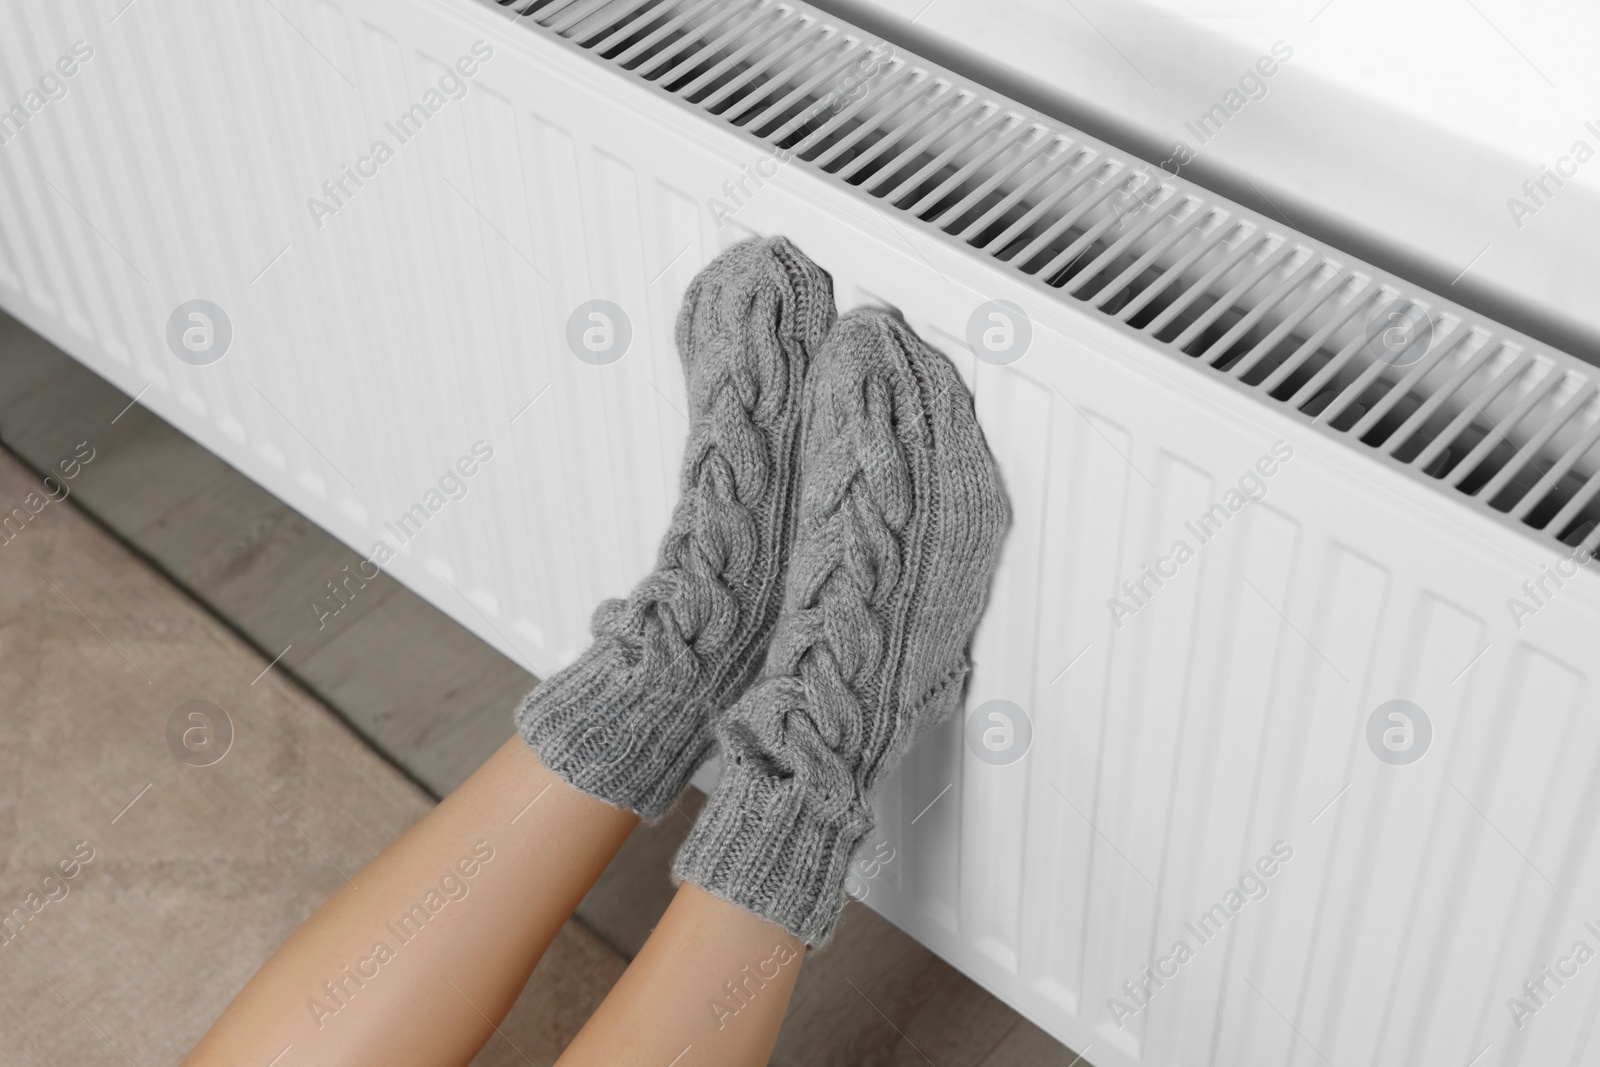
[496,0,1600,557]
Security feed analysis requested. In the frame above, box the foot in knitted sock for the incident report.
[673,308,1009,945]
[514,236,836,818]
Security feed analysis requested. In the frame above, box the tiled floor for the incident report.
[0,309,1082,1066]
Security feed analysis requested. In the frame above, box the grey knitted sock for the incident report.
[673,308,1009,946]
[514,236,836,818]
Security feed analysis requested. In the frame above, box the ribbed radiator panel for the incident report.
[2,2,1599,1065]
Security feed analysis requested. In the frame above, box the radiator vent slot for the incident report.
[498,0,1600,555]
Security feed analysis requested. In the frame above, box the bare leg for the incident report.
[184,736,637,1067]
[555,883,806,1067]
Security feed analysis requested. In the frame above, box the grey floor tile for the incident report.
[0,311,75,411]
[296,585,532,794]
[976,1018,1085,1066]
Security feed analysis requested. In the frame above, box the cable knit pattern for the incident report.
[515,236,836,818]
[675,309,1010,945]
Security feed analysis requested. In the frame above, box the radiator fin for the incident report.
[497,0,1600,556]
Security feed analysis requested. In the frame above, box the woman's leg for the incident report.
[183,736,637,1067]
[552,307,1008,1067]
[555,884,805,1067]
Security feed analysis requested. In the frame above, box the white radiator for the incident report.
[4,1,1600,1065]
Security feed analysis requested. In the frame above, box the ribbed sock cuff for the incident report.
[514,656,709,820]
[672,761,874,946]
